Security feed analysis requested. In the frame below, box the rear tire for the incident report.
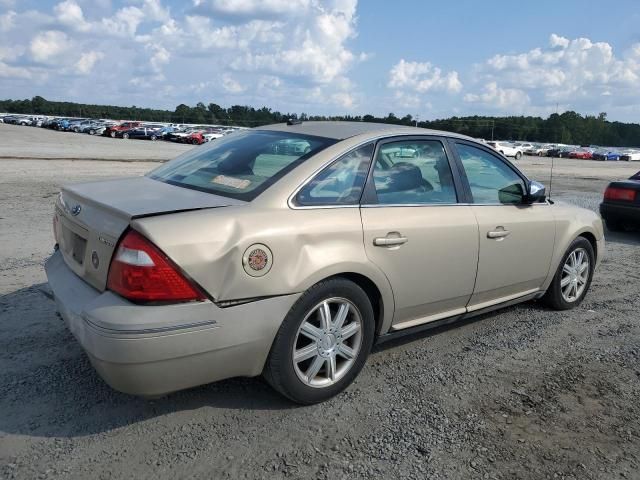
[515,151,522,160]
[542,237,595,310]
[123,133,129,139]
[264,278,375,404]
[110,131,116,138]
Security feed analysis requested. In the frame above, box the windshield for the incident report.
[148,130,336,201]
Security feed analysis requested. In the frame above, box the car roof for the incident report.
[255,121,474,141]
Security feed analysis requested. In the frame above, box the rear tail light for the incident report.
[604,186,636,202]
[107,230,206,303]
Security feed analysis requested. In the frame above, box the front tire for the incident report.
[542,237,595,310]
[515,151,522,160]
[264,278,375,404]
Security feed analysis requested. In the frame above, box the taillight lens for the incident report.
[604,186,636,202]
[107,230,206,303]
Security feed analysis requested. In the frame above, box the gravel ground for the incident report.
[1,125,639,480]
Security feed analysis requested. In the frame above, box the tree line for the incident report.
[2,96,639,147]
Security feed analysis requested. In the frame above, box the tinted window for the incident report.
[149,130,335,201]
[296,143,373,206]
[456,143,526,204]
[372,140,457,205]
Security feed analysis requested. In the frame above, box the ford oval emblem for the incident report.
[70,204,82,216]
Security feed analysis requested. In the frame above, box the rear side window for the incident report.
[296,143,374,206]
[149,130,335,201]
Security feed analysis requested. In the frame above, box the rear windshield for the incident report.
[148,130,336,201]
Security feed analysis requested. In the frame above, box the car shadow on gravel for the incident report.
[604,228,640,246]
[0,284,296,439]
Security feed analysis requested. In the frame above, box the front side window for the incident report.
[149,130,335,201]
[371,140,457,205]
[456,143,526,204]
[296,143,374,206]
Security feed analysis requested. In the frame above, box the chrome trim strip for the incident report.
[85,318,219,336]
[360,201,550,208]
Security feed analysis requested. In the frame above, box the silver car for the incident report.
[46,122,604,404]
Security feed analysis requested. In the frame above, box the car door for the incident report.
[450,140,556,311]
[360,137,479,330]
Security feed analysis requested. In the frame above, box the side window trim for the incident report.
[361,135,463,206]
[292,142,375,208]
[450,139,530,205]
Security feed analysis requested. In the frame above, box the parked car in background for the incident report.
[122,126,162,140]
[569,148,594,159]
[600,171,640,231]
[620,150,640,161]
[103,122,141,138]
[487,141,523,159]
[526,144,553,156]
[592,150,621,161]
[45,121,603,404]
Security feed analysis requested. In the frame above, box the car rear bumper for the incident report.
[600,202,640,225]
[45,250,299,396]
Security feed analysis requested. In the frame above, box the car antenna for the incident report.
[548,152,555,203]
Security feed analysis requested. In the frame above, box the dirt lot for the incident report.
[1,124,639,480]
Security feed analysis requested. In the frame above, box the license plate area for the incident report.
[58,214,88,266]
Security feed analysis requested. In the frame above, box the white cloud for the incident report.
[54,0,90,32]
[470,33,640,111]
[0,10,16,31]
[75,51,103,74]
[29,31,71,63]
[222,73,245,93]
[388,59,463,94]
[463,82,530,109]
[192,0,311,19]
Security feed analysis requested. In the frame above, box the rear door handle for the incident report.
[374,235,408,247]
[487,228,511,239]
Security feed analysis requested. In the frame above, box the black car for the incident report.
[121,126,161,140]
[600,171,640,231]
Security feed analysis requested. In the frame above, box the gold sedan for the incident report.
[46,121,604,404]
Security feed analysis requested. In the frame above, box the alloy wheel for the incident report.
[560,247,590,303]
[292,297,363,388]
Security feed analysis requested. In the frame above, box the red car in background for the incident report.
[184,130,205,145]
[569,148,594,159]
[103,121,141,138]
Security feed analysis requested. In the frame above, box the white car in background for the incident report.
[488,141,523,159]
[620,150,640,161]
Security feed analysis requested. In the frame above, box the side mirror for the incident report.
[524,180,546,204]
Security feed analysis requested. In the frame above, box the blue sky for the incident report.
[1,0,640,121]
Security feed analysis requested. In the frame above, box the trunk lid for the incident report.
[54,176,245,291]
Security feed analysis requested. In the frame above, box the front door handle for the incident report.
[374,235,408,247]
[487,228,511,239]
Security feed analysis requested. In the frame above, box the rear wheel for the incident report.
[542,237,594,310]
[150,135,157,141]
[515,151,522,160]
[110,131,116,138]
[192,138,199,145]
[123,133,129,139]
[264,278,375,404]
